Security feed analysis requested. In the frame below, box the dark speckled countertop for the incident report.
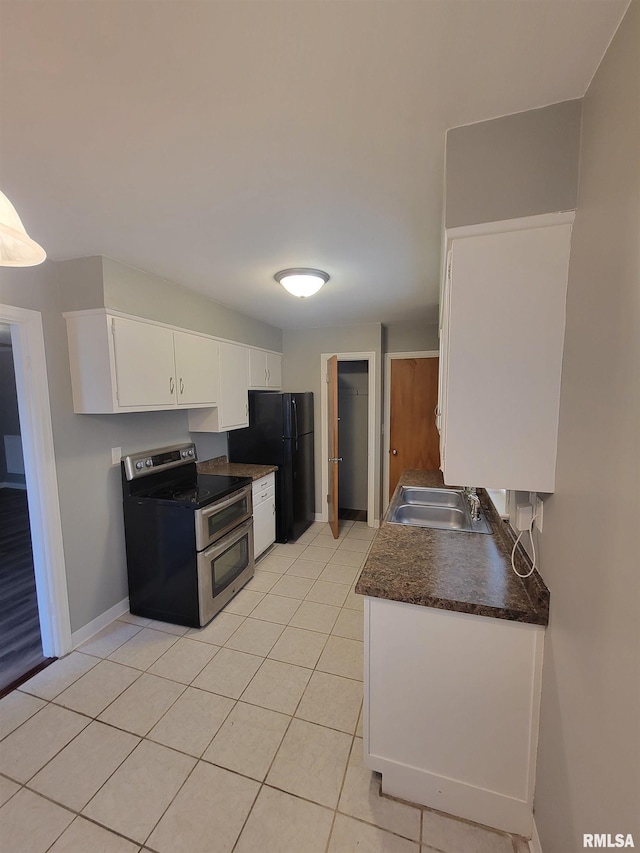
[197,456,278,481]
[355,470,549,626]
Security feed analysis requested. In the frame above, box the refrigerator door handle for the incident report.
[292,397,298,444]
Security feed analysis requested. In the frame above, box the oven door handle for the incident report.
[198,485,252,522]
[201,517,253,562]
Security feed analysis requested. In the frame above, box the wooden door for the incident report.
[389,357,440,498]
[327,355,339,538]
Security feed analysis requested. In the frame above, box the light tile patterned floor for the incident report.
[0,520,529,853]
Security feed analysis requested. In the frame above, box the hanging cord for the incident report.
[511,513,538,579]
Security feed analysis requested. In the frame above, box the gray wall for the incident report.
[55,255,283,352]
[533,3,640,849]
[102,256,282,351]
[282,324,383,521]
[0,345,25,485]
[1,262,189,633]
[383,322,439,353]
[338,361,369,512]
[0,254,283,635]
[446,100,582,228]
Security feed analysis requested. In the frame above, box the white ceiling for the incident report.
[0,1,628,330]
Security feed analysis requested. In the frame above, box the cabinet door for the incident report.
[443,224,571,492]
[174,331,219,407]
[112,317,176,408]
[248,348,267,388]
[437,251,452,468]
[218,342,249,429]
[266,352,282,388]
[253,498,276,558]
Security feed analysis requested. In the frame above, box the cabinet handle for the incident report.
[169,376,174,394]
[267,368,270,381]
[179,377,184,395]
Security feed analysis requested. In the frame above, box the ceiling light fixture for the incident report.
[0,190,46,267]
[274,268,329,298]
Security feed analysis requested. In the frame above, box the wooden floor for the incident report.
[338,507,367,522]
[0,488,47,694]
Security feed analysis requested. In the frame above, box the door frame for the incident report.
[0,303,71,657]
[383,350,439,513]
[320,351,377,527]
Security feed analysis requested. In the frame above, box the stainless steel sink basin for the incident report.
[387,486,492,534]
[401,487,466,509]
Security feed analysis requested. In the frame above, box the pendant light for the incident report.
[0,190,46,267]
[275,268,329,298]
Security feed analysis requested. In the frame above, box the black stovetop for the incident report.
[123,463,251,509]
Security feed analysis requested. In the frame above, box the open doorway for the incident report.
[337,360,369,523]
[0,304,71,694]
[0,323,50,692]
[321,351,377,531]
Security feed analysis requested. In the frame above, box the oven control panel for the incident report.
[123,443,197,481]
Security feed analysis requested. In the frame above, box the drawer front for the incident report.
[253,474,274,493]
[252,484,275,507]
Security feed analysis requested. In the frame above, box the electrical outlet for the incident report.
[516,503,534,531]
[535,496,544,532]
[111,447,122,466]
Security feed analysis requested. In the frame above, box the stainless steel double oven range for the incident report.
[122,443,254,628]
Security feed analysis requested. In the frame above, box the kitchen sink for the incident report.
[400,487,466,509]
[387,486,492,534]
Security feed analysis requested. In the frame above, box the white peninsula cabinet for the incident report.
[65,311,219,413]
[248,348,281,389]
[252,473,276,558]
[364,597,544,836]
[438,212,574,493]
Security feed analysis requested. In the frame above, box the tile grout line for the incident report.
[226,537,365,853]
[2,529,369,852]
[3,529,520,852]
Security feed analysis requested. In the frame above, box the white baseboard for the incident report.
[0,481,27,490]
[71,597,130,650]
[529,820,542,853]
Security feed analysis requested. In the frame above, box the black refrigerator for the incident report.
[228,391,315,543]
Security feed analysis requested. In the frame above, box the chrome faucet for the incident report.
[464,487,481,522]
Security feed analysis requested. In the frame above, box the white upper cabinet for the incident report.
[217,342,250,429]
[439,214,574,493]
[173,331,219,407]
[188,340,250,432]
[65,310,220,414]
[112,317,177,408]
[248,348,281,389]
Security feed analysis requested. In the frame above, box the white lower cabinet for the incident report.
[364,596,544,836]
[252,473,275,558]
